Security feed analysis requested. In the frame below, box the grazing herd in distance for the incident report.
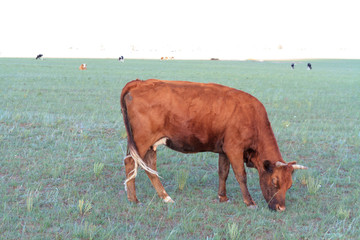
[35,54,313,70]
[161,56,175,60]
[35,54,125,70]
[291,62,312,70]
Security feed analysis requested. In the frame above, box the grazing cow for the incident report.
[161,57,174,61]
[120,79,307,211]
[307,63,312,70]
[291,63,295,69]
[36,54,43,60]
[119,56,124,62]
[79,63,87,70]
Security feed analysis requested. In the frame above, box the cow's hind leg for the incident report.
[144,148,174,203]
[218,153,230,202]
[124,155,139,203]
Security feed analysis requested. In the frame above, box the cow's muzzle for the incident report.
[276,204,286,212]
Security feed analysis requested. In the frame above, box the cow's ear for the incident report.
[263,160,273,173]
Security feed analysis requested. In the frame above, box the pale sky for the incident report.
[1,0,359,59]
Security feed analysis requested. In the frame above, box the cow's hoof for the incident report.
[218,195,229,203]
[163,196,175,203]
[247,204,257,210]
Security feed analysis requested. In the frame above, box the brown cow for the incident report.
[120,79,307,211]
[79,63,87,70]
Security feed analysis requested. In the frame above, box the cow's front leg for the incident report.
[225,150,256,208]
[218,153,230,202]
[124,155,139,203]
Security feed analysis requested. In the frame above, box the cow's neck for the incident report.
[256,128,285,170]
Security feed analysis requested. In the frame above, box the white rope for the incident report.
[123,145,160,187]
[267,190,279,206]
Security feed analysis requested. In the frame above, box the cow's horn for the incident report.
[292,164,308,170]
[275,161,287,167]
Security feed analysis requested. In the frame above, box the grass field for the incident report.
[0,58,359,239]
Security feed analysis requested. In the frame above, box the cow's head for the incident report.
[259,161,307,211]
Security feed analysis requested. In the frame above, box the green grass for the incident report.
[1,58,359,239]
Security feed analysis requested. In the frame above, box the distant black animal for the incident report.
[36,54,43,60]
[119,56,124,62]
[291,63,295,69]
[307,63,312,70]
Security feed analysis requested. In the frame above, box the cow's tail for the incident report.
[121,81,160,187]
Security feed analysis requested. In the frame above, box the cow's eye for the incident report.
[272,178,278,188]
